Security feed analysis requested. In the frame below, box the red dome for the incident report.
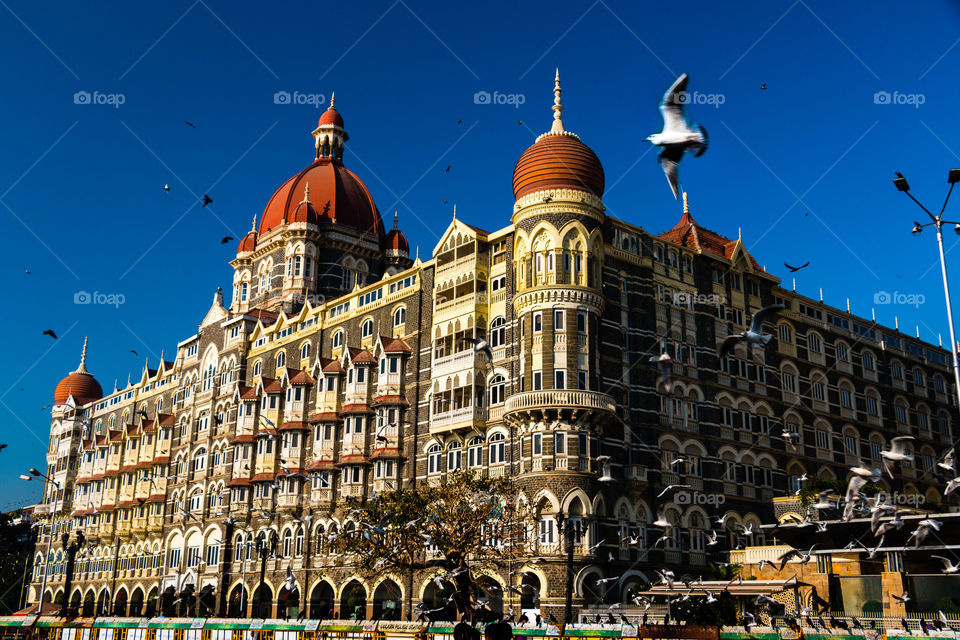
[54,371,102,406]
[318,106,344,128]
[236,229,257,254]
[259,159,384,238]
[384,228,409,253]
[512,132,604,200]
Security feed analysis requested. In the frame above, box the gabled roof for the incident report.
[432,217,489,257]
[289,370,315,385]
[347,347,376,365]
[658,209,763,271]
[378,335,412,354]
[320,358,345,374]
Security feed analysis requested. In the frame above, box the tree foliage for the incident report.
[328,471,533,622]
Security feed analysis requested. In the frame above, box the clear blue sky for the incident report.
[2,0,960,507]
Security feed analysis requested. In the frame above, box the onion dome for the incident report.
[512,70,605,200]
[236,215,258,255]
[383,212,409,255]
[54,337,103,406]
[258,95,384,238]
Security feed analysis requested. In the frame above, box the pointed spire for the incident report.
[330,91,335,109]
[75,337,89,374]
[251,213,258,233]
[452,204,457,220]
[301,182,311,205]
[393,211,399,229]
[550,68,565,134]
[682,192,689,215]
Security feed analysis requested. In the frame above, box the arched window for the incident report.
[447,442,462,471]
[428,444,442,474]
[489,375,506,405]
[300,343,310,361]
[394,307,406,328]
[193,448,206,472]
[295,528,304,556]
[332,330,343,349]
[361,319,374,339]
[189,490,203,513]
[283,530,292,558]
[468,437,483,468]
[253,361,262,377]
[836,341,850,362]
[778,323,793,344]
[276,351,285,368]
[913,368,925,387]
[490,317,506,348]
[807,332,823,353]
[489,433,506,464]
[862,351,876,371]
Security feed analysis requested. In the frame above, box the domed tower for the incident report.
[382,212,411,272]
[229,95,402,314]
[54,336,103,406]
[504,71,616,473]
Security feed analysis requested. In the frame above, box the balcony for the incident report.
[430,406,487,433]
[435,293,486,320]
[504,390,616,423]
[433,349,478,377]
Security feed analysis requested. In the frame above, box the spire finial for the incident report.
[393,211,399,229]
[251,213,257,232]
[301,182,310,205]
[550,68,565,133]
[682,192,689,215]
[330,91,335,109]
[738,226,742,240]
[453,204,457,220]
[76,337,89,374]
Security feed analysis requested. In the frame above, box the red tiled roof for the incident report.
[228,478,251,487]
[262,377,284,393]
[280,421,309,431]
[246,308,279,325]
[99,504,115,512]
[348,348,376,364]
[306,459,336,471]
[126,423,139,436]
[277,467,303,477]
[341,403,373,415]
[141,420,156,431]
[369,447,403,460]
[157,413,175,427]
[658,211,763,270]
[109,430,123,443]
[118,500,136,508]
[372,394,409,407]
[121,464,138,472]
[153,455,170,464]
[321,359,345,374]
[289,370,315,385]
[337,454,369,465]
[95,435,107,446]
[104,469,119,477]
[239,385,258,400]
[251,473,275,482]
[230,434,256,444]
[147,494,166,503]
[379,336,412,353]
[311,412,339,422]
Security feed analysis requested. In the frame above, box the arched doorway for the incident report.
[160,586,177,617]
[82,591,95,617]
[114,587,128,616]
[70,590,81,616]
[228,584,248,618]
[372,580,401,620]
[340,581,366,621]
[197,585,216,617]
[278,584,300,620]
[130,588,144,617]
[519,573,541,614]
[145,587,158,618]
[474,577,503,623]
[310,582,334,619]
[53,590,64,606]
[96,589,110,616]
[421,581,456,622]
[252,584,273,619]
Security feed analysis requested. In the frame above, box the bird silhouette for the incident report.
[202,194,213,207]
[185,121,196,128]
[445,165,452,173]
[760,83,768,90]
[784,261,810,273]
[163,184,170,192]
[130,349,138,356]
[42,330,57,339]
[220,236,234,244]
[24,268,31,275]
[457,119,462,124]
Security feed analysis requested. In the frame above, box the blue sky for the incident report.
[2,0,960,507]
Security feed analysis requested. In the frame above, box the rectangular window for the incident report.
[577,370,588,390]
[844,435,858,455]
[533,371,542,390]
[554,432,565,455]
[816,430,830,450]
[554,310,565,331]
[533,312,543,333]
[554,369,566,389]
[577,312,587,333]
[532,433,542,456]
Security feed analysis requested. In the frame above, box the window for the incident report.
[532,371,542,391]
[812,378,826,402]
[276,351,285,368]
[577,311,587,333]
[816,430,830,450]
[913,368,925,387]
[253,361,261,377]
[300,342,310,361]
[393,307,406,327]
[578,370,587,390]
[891,362,903,379]
[866,394,879,415]
[896,404,908,424]
[468,437,483,468]
[361,319,374,338]
[533,312,542,333]
[554,432,566,455]
[538,518,555,545]
[840,387,853,409]
[844,434,858,455]
[808,333,823,353]
[781,368,798,394]
[447,442,462,471]
[862,351,875,371]
[532,433,542,456]
[490,317,506,348]
[489,375,506,405]
[935,376,945,392]
[779,324,793,343]
[836,343,849,362]
[428,444,442,474]
[489,433,506,464]
[332,330,343,349]
[554,310,565,331]
[554,369,566,389]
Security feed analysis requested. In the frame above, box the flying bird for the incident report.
[221,236,234,244]
[130,349,138,356]
[938,448,955,473]
[760,83,768,90]
[891,592,910,604]
[42,330,57,339]
[202,194,213,207]
[932,555,960,574]
[185,121,196,128]
[645,73,708,199]
[881,436,914,478]
[24,268,31,275]
[163,184,170,192]
[784,261,810,272]
[718,304,786,360]
[649,352,672,392]
[445,165,452,173]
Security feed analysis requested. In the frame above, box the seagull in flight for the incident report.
[881,436,914,478]
[784,261,810,273]
[938,448,955,473]
[646,73,708,199]
[202,194,213,207]
[649,352,672,392]
[718,304,786,360]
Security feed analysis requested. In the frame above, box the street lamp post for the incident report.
[894,169,960,418]
[22,468,60,614]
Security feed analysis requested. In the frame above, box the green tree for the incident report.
[329,471,532,622]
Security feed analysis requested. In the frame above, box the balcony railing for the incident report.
[504,390,616,416]
[433,349,477,377]
[431,406,487,430]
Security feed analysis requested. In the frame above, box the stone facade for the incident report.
[28,76,955,622]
